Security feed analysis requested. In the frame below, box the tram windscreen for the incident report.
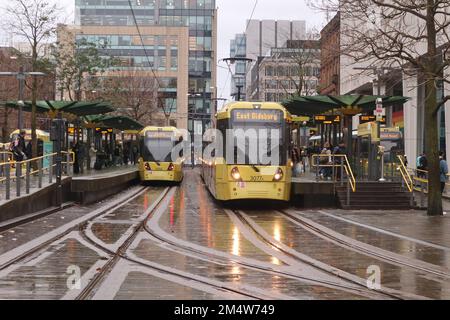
[230,109,286,165]
[141,131,174,162]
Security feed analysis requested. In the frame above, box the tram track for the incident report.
[141,187,390,299]
[76,186,272,300]
[279,210,450,280]
[0,186,148,272]
[231,209,429,300]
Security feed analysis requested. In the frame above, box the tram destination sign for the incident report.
[314,115,341,124]
[232,109,282,123]
[360,115,386,124]
[146,131,174,139]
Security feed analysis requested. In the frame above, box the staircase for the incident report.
[336,182,413,210]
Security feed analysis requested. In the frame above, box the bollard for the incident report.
[26,161,30,194]
[420,181,425,208]
[49,156,53,184]
[347,179,350,206]
[38,158,43,188]
[16,162,21,197]
[5,163,10,200]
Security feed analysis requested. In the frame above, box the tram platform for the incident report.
[71,165,139,205]
[291,173,339,208]
[0,176,73,223]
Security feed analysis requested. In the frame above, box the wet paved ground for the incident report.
[0,168,450,300]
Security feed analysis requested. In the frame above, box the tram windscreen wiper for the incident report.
[251,165,260,173]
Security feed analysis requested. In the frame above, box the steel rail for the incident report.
[232,210,428,300]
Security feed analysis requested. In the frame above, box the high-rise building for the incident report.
[230,19,306,100]
[250,40,320,102]
[74,0,217,132]
[229,34,246,100]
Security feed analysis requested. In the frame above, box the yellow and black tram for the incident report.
[138,126,184,183]
[201,102,293,201]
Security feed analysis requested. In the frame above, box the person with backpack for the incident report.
[417,153,428,178]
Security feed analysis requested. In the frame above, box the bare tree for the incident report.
[4,0,59,158]
[100,70,161,124]
[276,39,321,98]
[54,38,116,101]
[309,0,450,216]
[261,30,321,101]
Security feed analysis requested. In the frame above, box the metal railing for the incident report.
[396,155,414,192]
[0,152,74,201]
[311,154,356,206]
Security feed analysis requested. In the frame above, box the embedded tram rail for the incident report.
[229,209,431,300]
[76,187,273,300]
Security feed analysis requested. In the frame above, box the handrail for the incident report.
[343,154,356,192]
[311,154,356,192]
[62,151,75,164]
[396,155,413,192]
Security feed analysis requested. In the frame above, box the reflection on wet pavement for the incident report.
[0,238,101,299]
[2,168,450,300]
[131,238,367,300]
[297,210,450,269]
[242,210,450,299]
[114,271,219,300]
[157,171,279,264]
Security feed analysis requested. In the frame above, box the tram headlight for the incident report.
[168,163,174,171]
[231,167,241,181]
[145,163,151,171]
[273,168,283,181]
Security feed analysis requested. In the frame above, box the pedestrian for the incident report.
[78,142,86,173]
[131,144,138,165]
[89,143,97,169]
[440,151,448,194]
[123,143,129,165]
[319,142,332,180]
[114,143,120,166]
[333,141,346,181]
[291,146,301,176]
[73,142,80,174]
[11,130,27,162]
[417,153,427,178]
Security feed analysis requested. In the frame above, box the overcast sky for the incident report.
[1,0,326,102]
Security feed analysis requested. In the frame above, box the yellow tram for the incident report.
[138,126,184,183]
[201,101,293,201]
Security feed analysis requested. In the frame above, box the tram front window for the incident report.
[229,109,286,165]
[141,132,175,162]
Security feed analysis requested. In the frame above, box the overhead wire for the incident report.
[127,0,172,116]
[218,0,259,99]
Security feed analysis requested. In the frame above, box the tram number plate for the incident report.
[250,176,264,182]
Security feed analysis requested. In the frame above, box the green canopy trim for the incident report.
[281,95,409,116]
[85,115,144,131]
[4,100,115,117]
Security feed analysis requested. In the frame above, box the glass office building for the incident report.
[75,0,217,133]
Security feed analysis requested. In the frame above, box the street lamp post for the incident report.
[220,57,253,102]
[0,69,46,130]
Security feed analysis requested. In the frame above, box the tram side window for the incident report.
[217,119,227,158]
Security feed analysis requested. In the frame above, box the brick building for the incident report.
[319,12,340,95]
[0,47,55,142]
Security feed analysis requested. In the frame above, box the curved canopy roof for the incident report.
[84,114,144,131]
[5,100,115,116]
[281,95,409,116]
